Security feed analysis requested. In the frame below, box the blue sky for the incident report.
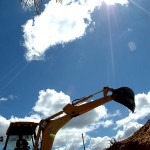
[0,0,150,149]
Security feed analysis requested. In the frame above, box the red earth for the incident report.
[105,120,150,150]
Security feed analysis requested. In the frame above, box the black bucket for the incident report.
[112,87,135,113]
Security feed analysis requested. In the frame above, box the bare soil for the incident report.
[105,119,150,150]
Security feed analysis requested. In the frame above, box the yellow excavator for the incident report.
[1,86,135,150]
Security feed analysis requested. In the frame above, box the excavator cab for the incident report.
[3,122,38,150]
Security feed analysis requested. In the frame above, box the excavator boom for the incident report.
[2,86,135,150]
[34,87,135,150]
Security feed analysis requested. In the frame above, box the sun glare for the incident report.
[101,0,128,5]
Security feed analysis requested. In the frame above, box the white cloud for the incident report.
[0,95,16,102]
[0,114,41,136]
[100,120,113,128]
[115,92,150,129]
[9,114,41,123]
[33,89,71,117]
[22,0,129,61]
[22,0,94,61]
[1,90,150,150]
[32,88,111,148]
[0,88,111,150]
[0,116,10,135]
[106,109,121,118]
[115,121,142,141]
[85,91,150,149]
[54,129,90,150]
[0,97,8,101]
[88,136,111,150]
[0,115,41,150]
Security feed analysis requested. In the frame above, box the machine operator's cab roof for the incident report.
[6,122,38,135]
[3,122,38,150]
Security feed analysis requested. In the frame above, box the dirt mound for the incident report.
[105,119,150,150]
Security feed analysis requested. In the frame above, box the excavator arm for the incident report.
[34,87,135,150]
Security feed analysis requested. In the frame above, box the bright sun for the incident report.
[101,0,128,5]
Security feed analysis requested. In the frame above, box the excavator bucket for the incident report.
[112,87,135,113]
